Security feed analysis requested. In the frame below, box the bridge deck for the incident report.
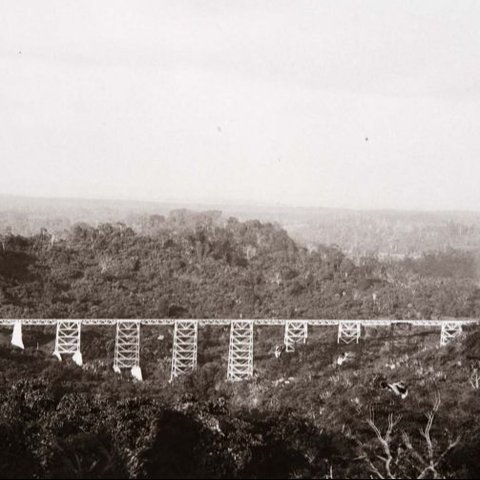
[0,318,478,326]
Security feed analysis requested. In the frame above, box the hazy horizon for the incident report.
[2,1,480,211]
[5,191,480,216]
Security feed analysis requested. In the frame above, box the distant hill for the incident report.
[2,194,480,257]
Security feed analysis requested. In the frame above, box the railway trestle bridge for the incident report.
[1,319,478,382]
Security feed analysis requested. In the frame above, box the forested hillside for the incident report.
[1,211,480,320]
[1,212,480,478]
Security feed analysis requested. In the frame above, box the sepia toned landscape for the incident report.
[1,199,480,478]
[2,1,480,478]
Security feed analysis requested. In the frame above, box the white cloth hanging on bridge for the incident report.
[131,366,143,381]
[72,350,83,367]
[11,320,24,349]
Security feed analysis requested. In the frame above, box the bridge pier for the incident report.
[53,320,83,366]
[284,320,308,352]
[337,321,361,344]
[440,321,463,346]
[11,320,24,349]
[227,320,254,381]
[113,320,142,380]
[170,320,198,380]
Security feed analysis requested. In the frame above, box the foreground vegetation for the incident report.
[1,325,480,478]
[1,211,480,478]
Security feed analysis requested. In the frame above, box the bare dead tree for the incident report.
[359,393,460,479]
[360,406,402,479]
[403,393,461,479]
[469,361,480,390]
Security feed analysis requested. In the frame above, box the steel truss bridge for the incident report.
[1,318,478,382]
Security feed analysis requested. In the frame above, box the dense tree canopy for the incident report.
[1,214,479,321]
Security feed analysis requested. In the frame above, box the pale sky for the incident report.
[1,0,480,210]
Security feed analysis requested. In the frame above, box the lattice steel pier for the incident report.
[337,321,361,344]
[171,320,198,380]
[227,320,254,381]
[284,320,308,352]
[113,320,142,380]
[440,321,463,346]
[53,320,83,366]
